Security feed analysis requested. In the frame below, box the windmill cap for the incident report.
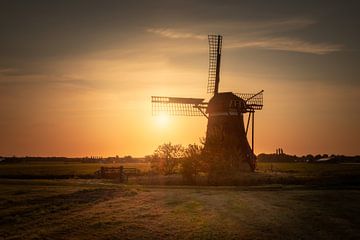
[207,92,246,114]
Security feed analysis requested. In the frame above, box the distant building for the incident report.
[315,157,338,163]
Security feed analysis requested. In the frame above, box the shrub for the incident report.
[181,144,204,184]
[149,143,184,175]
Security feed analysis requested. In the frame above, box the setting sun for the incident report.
[1,2,360,240]
[155,113,170,127]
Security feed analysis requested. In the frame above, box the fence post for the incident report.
[119,166,124,182]
[100,167,105,178]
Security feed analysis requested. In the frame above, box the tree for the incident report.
[181,143,204,184]
[150,143,184,175]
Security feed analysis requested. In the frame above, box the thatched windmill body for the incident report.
[151,35,263,171]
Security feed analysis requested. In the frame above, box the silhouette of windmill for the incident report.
[151,35,263,171]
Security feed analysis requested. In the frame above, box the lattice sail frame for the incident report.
[235,91,264,111]
[207,35,222,94]
[151,96,208,116]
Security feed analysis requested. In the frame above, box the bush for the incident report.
[149,143,184,175]
[181,144,204,184]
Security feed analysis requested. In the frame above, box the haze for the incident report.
[1,1,359,157]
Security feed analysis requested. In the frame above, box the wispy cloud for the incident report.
[234,18,315,32]
[227,37,343,55]
[147,18,343,55]
[146,28,206,40]
[0,73,93,90]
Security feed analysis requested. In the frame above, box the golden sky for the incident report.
[0,1,359,157]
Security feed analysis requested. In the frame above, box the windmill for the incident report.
[151,35,263,171]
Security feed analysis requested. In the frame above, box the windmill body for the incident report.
[205,92,255,170]
[151,35,263,171]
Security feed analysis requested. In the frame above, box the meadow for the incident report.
[0,162,150,179]
[1,162,360,239]
[1,161,359,186]
[1,179,359,239]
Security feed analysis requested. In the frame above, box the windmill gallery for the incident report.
[151,35,264,171]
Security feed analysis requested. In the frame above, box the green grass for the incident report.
[257,162,360,176]
[0,162,150,178]
[129,162,360,186]
[0,179,359,239]
[1,162,360,187]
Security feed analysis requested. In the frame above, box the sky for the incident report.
[0,0,359,157]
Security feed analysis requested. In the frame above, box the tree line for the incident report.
[147,141,255,184]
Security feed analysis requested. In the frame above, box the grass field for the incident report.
[0,162,150,179]
[1,179,359,239]
[1,162,359,186]
[1,162,360,239]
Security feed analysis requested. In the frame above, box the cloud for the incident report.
[0,73,93,90]
[227,37,343,55]
[147,18,343,55]
[146,28,207,40]
[147,18,315,39]
[201,18,316,36]
[237,18,315,31]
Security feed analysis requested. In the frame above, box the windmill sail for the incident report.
[207,35,222,94]
[151,96,207,116]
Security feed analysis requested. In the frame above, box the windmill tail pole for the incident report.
[252,111,255,154]
[245,90,264,103]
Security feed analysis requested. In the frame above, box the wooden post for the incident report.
[100,167,105,178]
[252,111,255,154]
[119,166,124,182]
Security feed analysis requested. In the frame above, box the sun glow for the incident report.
[155,112,170,127]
